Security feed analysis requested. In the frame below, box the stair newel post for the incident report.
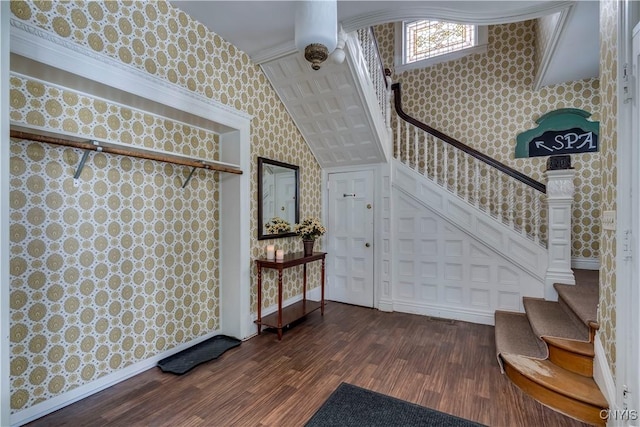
[544,155,576,300]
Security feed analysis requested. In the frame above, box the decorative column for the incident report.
[544,156,576,300]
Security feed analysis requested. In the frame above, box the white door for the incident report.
[327,171,374,307]
[276,174,296,224]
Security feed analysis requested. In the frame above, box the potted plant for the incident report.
[294,217,326,256]
[265,217,291,235]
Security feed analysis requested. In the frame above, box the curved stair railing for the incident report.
[391,83,547,247]
[356,27,391,132]
[354,26,548,247]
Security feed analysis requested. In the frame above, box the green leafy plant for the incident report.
[294,217,326,240]
[265,217,291,234]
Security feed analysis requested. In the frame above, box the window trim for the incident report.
[394,21,488,73]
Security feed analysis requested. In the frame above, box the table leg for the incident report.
[277,268,283,340]
[257,265,262,334]
[321,257,325,315]
[303,263,307,309]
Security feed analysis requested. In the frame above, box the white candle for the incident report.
[275,249,284,261]
[266,245,275,260]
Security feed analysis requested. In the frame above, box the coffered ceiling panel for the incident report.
[261,51,387,168]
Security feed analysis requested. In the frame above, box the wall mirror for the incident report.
[257,157,300,240]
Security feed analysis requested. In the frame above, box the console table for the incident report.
[255,251,326,340]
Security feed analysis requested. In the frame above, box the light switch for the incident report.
[602,210,616,231]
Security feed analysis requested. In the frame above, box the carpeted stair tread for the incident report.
[501,354,608,408]
[523,297,589,342]
[554,281,599,327]
[495,311,547,361]
[157,335,241,375]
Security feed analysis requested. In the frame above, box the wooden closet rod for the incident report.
[10,129,243,175]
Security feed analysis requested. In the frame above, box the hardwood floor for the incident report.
[28,303,590,427]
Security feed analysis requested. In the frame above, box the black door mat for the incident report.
[157,335,241,375]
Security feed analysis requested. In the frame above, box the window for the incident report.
[395,20,488,72]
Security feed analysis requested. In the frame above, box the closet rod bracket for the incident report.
[182,167,197,188]
[73,141,101,179]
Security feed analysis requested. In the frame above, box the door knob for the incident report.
[365,243,370,247]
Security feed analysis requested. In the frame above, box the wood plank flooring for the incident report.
[27,303,590,426]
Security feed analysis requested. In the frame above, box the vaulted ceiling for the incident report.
[172,1,599,86]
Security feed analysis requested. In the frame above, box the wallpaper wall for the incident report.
[597,0,618,377]
[10,0,322,414]
[375,20,601,261]
[9,75,220,411]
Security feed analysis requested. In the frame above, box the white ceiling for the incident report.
[171,0,599,87]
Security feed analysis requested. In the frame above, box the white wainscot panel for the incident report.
[398,281,415,299]
[420,283,438,301]
[444,263,463,281]
[447,199,473,227]
[421,239,438,255]
[420,262,438,279]
[445,240,463,257]
[470,264,491,283]
[471,288,491,308]
[476,218,503,249]
[398,260,414,277]
[398,239,414,254]
[445,286,463,304]
[470,243,491,259]
[398,217,415,233]
[418,182,444,209]
[391,189,545,325]
[498,291,521,311]
[421,217,438,234]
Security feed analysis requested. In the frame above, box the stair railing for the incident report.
[392,83,548,247]
[356,27,390,131]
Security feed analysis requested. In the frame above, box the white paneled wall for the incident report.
[390,186,544,325]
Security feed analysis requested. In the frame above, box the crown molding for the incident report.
[251,40,298,65]
[9,19,251,129]
[340,1,574,32]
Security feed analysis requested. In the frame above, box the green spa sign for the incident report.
[515,108,599,158]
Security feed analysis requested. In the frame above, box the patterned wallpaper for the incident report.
[597,0,617,377]
[375,20,601,261]
[10,0,322,414]
[9,76,221,411]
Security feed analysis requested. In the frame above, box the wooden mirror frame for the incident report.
[257,157,300,240]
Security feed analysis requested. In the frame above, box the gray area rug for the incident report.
[305,383,485,427]
[157,335,241,375]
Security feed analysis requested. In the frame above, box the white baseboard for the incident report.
[11,329,224,426]
[572,257,600,270]
[594,332,617,416]
[377,299,394,312]
[392,300,494,325]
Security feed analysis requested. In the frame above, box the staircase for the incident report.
[260,25,609,424]
[495,269,608,425]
